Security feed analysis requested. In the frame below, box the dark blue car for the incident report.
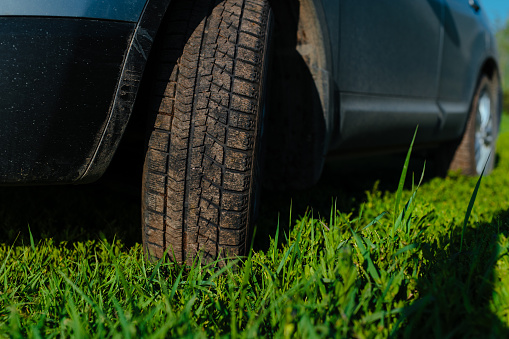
[0,0,501,262]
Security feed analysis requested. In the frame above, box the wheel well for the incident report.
[295,0,333,123]
[480,58,502,118]
[481,57,498,81]
[262,0,333,189]
[267,0,333,124]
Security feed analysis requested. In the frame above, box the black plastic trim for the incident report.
[79,0,173,183]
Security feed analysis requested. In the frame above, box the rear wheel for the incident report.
[436,74,500,176]
[141,0,272,263]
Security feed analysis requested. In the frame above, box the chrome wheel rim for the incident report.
[475,89,493,174]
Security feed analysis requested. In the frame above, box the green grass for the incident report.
[2,120,509,337]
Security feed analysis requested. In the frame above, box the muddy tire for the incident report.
[436,74,500,176]
[141,0,272,263]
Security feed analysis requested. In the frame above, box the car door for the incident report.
[437,0,494,138]
[331,0,444,150]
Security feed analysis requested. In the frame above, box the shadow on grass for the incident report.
[0,141,143,247]
[256,151,509,335]
[397,208,509,336]
[253,151,430,251]
[0,149,428,249]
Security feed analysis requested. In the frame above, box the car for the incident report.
[0,0,501,263]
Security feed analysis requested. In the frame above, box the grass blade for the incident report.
[276,243,295,275]
[393,127,418,235]
[350,226,381,284]
[362,211,387,232]
[460,159,488,251]
[28,225,36,252]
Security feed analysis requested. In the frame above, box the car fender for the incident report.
[79,0,172,182]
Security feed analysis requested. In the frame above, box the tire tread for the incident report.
[142,0,270,263]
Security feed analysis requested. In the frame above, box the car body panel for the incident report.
[326,0,499,153]
[328,0,444,150]
[0,17,135,184]
[0,0,147,22]
[437,0,499,139]
[439,0,491,103]
[338,0,443,98]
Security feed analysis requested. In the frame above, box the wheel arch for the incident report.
[295,0,336,149]
[263,0,336,189]
[78,0,173,183]
[479,57,502,120]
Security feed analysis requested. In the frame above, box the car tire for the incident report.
[141,0,272,263]
[436,74,500,176]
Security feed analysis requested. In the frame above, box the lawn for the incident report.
[1,117,509,337]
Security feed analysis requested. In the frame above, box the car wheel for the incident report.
[436,74,500,176]
[141,0,272,263]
